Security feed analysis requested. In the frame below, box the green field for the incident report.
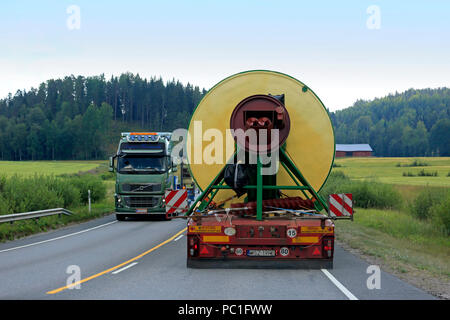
[334,157,450,187]
[0,160,105,177]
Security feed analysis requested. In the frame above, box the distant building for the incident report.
[336,144,373,157]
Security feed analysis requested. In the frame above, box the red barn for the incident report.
[336,144,373,157]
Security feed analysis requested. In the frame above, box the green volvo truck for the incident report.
[109,132,176,220]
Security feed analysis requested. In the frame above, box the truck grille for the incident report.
[122,183,162,193]
[123,196,160,208]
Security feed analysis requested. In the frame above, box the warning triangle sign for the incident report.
[200,246,210,255]
[312,247,321,256]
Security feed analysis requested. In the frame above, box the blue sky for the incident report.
[1,0,449,110]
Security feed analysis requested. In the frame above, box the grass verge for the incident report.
[0,199,114,242]
[335,208,450,299]
[0,169,115,242]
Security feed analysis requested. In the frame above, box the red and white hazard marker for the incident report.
[328,193,353,217]
[165,189,188,215]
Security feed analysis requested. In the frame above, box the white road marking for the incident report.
[321,269,358,300]
[111,262,138,274]
[0,220,117,253]
[173,234,184,241]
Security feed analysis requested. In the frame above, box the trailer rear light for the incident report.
[323,237,333,258]
[188,236,199,257]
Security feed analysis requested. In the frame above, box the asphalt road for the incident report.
[0,214,435,300]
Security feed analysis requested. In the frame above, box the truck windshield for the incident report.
[118,155,167,174]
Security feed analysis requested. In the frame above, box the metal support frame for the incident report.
[256,156,263,220]
[184,147,329,218]
[279,148,329,212]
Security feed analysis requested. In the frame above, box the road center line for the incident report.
[321,269,358,300]
[173,234,184,241]
[0,220,117,253]
[46,227,187,294]
[111,262,138,274]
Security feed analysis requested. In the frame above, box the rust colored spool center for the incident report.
[230,94,291,153]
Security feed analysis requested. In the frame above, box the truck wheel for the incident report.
[116,214,126,221]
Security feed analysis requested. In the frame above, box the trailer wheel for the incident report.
[116,214,126,221]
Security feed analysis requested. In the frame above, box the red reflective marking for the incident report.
[332,194,344,206]
[343,194,353,215]
[164,191,177,204]
[330,194,353,216]
[167,191,187,214]
[200,246,210,255]
[329,201,342,216]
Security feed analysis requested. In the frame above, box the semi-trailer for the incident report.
[182,70,352,268]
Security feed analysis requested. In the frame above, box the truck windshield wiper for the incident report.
[119,167,138,173]
[144,167,166,173]
[119,167,165,174]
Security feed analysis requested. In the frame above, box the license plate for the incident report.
[135,208,148,214]
[246,249,276,257]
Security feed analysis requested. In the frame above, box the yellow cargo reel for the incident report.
[186,70,334,205]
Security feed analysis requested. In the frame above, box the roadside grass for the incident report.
[0,160,104,177]
[334,157,450,187]
[0,163,115,242]
[340,208,450,250]
[393,184,431,201]
[335,208,450,298]
[320,171,402,210]
[0,198,114,242]
[327,157,450,298]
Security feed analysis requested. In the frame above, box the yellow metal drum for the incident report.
[186,70,335,203]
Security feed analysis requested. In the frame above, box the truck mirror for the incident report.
[109,156,114,172]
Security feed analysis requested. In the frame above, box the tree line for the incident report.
[0,73,205,160]
[0,73,448,160]
[330,88,450,156]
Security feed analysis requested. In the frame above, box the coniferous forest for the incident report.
[0,73,448,160]
[331,88,450,157]
[0,73,205,160]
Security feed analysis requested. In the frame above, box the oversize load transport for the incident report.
[184,70,352,269]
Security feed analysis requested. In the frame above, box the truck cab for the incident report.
[109,132,175,220]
